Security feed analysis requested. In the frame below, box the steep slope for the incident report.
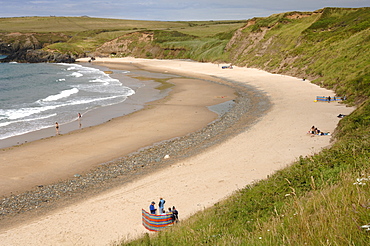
[225,7,370,103]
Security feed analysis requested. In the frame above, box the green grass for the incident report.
[0,16,186,33]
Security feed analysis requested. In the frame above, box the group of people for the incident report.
[149,197,179,222]
[324,96,345,102]
[309,126,330,136]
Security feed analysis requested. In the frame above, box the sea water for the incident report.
[0,60,135,141]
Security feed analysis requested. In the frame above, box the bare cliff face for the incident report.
[94,32,154,57]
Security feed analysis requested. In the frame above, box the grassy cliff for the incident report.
[225,8,370,105]
[1,8,369,245]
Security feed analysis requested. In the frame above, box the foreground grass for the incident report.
[121,101,370,245]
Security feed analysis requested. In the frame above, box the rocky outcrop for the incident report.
[0,33,42,54]
[0,49,75,63]
[0,32,74,63]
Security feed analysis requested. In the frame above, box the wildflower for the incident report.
[353,177,369,185]
[361,224,370,231]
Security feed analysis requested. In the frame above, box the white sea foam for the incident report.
[0,113,57,128]
[66,65,77,70]
[70,72,83,78]
[40,88,79,102]
[89,78,110,85]
[0,121,12,127]
[1,105,59,120]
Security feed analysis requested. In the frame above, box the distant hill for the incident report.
[1,7,369,103]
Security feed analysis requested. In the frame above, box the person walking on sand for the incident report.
[55,122,59,135]
[159,197,165,214]
[78,113,82,128]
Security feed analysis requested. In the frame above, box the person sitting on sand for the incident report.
[309,126,316,135]
[309,126,330,136]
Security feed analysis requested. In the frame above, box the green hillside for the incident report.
[0,17,246,56]
[0,7,369,245]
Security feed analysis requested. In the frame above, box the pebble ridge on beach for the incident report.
[0,78,271,224]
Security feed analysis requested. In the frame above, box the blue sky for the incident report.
[0,0,368,21]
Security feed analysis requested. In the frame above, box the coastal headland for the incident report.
[0,58,354,245]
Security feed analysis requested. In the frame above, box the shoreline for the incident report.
[0,58,355,245]
[0,59,240,198]
[0,62,170,150]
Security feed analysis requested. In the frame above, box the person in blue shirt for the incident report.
[158,198,165,214]
[149,201,157,214]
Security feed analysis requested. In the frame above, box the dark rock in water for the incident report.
[0,49,75,63]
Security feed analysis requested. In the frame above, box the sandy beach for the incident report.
[0,58,354,245]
